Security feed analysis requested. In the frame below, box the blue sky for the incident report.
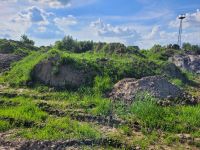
[0,0,199,48]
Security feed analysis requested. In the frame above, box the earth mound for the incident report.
[0,53,22,72]
[109,76,194,104]
[169,54,200,74]
[32,56,96,89]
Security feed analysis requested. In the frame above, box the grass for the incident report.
[0,85,199,149]
[0,120,12,132]
[115,94,200,133]
[0,51,48,86]
[19,117,101,140]
[0,97,47,124]
[0,48,188,92]
[0,47,199,149]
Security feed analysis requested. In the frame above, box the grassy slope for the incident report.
[0,52,48,85]
[0,48,187,89]
[0,48,199,149]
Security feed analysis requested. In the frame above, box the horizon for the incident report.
[0,0,200,49]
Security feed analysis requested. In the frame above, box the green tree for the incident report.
[20,35,35,46]
[62,35,76,52]
[182,43,192,51]
[150,44,164,52]
[167,44,180,50]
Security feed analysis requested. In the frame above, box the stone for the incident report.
[0,53,22,72]
[169,54,200,74]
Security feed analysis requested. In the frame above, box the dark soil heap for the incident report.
[109,76,197,105]
[0,54,22,72]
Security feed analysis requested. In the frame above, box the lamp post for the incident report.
[177,14,186,48]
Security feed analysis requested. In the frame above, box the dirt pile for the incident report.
[109,76,197,104]
[0,53,22,72]
[32,57,96,89]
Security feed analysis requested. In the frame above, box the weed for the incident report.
[0,120,12,132]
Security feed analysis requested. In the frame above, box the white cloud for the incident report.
[144,26,161,40]
[29,0,71,8]
[169,9,200,28]
[0,6,54,39]
[54,15,77,28]
[0,19,31,39]
[37,26,47,32]
[90,19,140,39]
[12,6,51,25]
[28,0,96,8]
[1,0,17,2]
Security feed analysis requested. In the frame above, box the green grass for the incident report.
[19,117,101,140]
[0,86,199,149]
[0,39,199,149]
[0,48,187,93]
[170,78,184,87]
[0,120,12,132]
[0,52,48,86]
[0,97,47,123]
[115,95,200,133]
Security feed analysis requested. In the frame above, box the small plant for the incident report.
[93,75,112,95]
[0,120,12,132]
[163,134,179,145]
[171,78,184,87]
[120,125,132,136]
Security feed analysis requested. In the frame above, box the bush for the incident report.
[20,35,34,46]
[0,41,15,53]
[182,43,200,54]
[93,75,112,94]
[0,121,11,132]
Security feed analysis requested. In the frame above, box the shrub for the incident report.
[93,75,112,94]
[0,41,15,53]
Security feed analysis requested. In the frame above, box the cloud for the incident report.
[37,26,47,32]
[29,0,71,8]
[89,19,178,48]
[144,26,161,40]
[1,0,17,2]
[185,9,200,27]
[90,19,140,39]
[169,9,200,28]
[0,33,11,39]
[54,15,77,29]
[12,6,52,25]
[0,6,54,39]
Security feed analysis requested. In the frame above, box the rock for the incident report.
[32,57,96,89]
[177,134,194,144]
[161,63,188,82]
[0,53,22,72]
[109,76,184,104]
[169,54,200,74]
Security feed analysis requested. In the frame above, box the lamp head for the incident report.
[178,14,186,19]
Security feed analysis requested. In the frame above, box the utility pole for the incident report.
[177,14,186,48]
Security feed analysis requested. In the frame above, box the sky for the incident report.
[0,0,200,49]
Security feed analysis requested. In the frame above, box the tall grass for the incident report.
[19,117,101,140]
[0,48,181,90]
[0,52,48,86]
[0,97,47,123]
[115,93,200,133]
[0,120,11,132]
